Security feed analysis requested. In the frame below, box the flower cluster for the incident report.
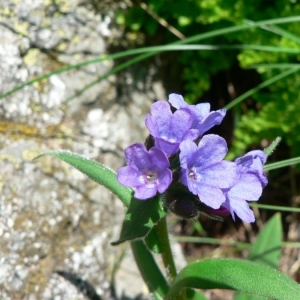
[117,93,268,223]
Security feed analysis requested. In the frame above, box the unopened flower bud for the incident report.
[164,185,198,219]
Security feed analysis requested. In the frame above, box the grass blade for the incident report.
[224,68,299,110]
[2,16,300,101]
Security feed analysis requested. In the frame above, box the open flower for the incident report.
[169,93,226,136]
[117,143,172,200]
[222,150,268,222]
[145,101,199,155]
[179,135,237,209]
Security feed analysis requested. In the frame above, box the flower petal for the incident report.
[155,138,180,155]
[195,134,228,166]
[117,166,143,187]
[182,129,200,142]
[236,150,268,187]
[197,109,226,135]
[195,102,211,117]
[228,173,262,200]
[168,93,187,109]
[197,185,225,209]
[168,109,193,140]
[149,147,170,170]
[179,140,199,169]
[157,169,173,193]
[134,185,157,200]
[125,143,151,171]
[200,161,237,188]
[225,195,255,223]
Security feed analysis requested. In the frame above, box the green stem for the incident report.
[156,216,177,281]
[131,240,169,299]
[156,217,190,300]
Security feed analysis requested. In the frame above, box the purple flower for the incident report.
[145,101,199,155]
[168,93,226,136]
[235,150,268,188]
[222,150,268,223]
[179,135,237,209]
[117,143,172,200]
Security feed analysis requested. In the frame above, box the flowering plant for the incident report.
[118,94,267,223]
[36,94,300,299]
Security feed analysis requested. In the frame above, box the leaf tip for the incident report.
[264,137,281,157]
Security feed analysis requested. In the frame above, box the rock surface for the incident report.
[0,1,174,299]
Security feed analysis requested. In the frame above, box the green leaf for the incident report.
[167,258,300,299]
[145,225,164,253]
[234,295,266,300]
[186,289,208,300]
[248,213,282,268]
[234,213,282,300]
[35,150,132,207]
[132,240,207,300]
[264,137,282,157]
[112,195,167,245]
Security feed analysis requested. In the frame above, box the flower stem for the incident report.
[156,216,177,281]
[157,217,189,300]
[131,240,169,298]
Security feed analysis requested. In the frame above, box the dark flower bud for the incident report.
[163,184,198,219]
[165,197,199,219]
[144,134,155,150]
[163,183,225,221]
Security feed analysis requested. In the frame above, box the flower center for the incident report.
[188,169,197,181]
[146,171,157,183]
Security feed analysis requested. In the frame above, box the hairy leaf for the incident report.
[35,150,132,207]
[167,258,300,299]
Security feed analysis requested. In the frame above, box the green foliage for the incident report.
[145,226,164,253]
[131,240,169,299]
[167,258,300,299]
[231,70,300,158]
[112,195,167,245]
[248,213,282,269]
[234,213,282,300]
[35,147,300,299]
[116,1,300,157]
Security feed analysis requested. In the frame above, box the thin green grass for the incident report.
[172,236,300,249]
[248,63,300,69]
[2,15,300,101]
[250,203,300,213]
[224,68,300,110]
[264,156,300,171]
[3,16,300,174]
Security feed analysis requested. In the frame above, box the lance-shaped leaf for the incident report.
[248,212,282,268]
[234,213,282,300]
[35,150,132,207]
[112,195,167,245]
[167,258,300,299]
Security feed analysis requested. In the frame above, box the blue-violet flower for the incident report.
[222,150,268,222]
[179,134,237,209]
[169,93,226,136]
[145,101,199,155]
[117,143,172,200]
